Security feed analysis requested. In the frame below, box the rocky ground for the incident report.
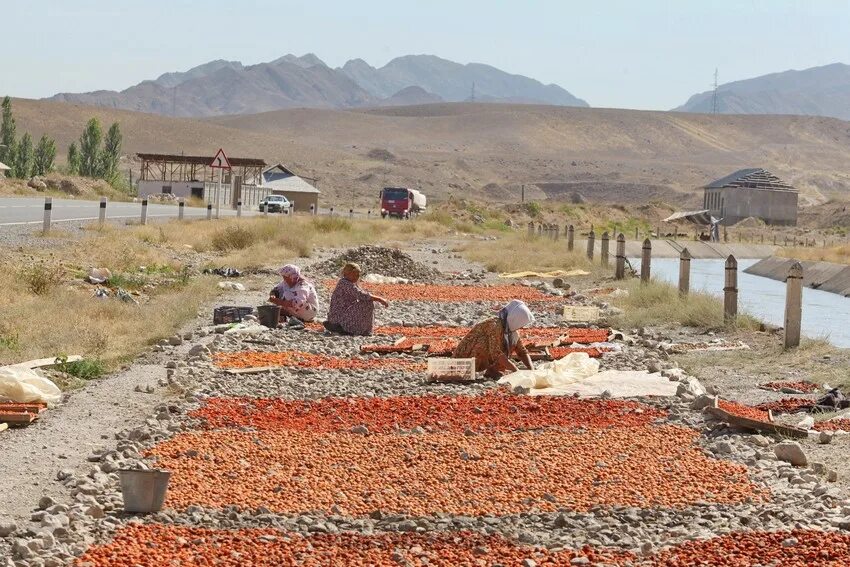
[3,242,850,566]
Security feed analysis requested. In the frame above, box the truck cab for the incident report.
[380,187,426,219]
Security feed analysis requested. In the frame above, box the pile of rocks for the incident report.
[310,246,440,281]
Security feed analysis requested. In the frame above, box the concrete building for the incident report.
[136,153,266,204]
[261,164,320,212]
[703,168,798,226]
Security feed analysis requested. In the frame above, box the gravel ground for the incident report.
[4,241,850,566]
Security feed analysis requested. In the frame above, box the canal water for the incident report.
[644,258,850,348]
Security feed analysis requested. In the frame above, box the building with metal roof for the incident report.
[261,164,320,212]
[702,168,798,226]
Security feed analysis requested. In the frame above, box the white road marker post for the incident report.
[98,197,107,226]
[42,197,52,234]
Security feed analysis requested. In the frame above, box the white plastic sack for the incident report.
[361,273,410,285]
[498,352,599,391]
[0,366,62,404]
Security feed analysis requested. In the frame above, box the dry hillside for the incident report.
[10,98,850,208]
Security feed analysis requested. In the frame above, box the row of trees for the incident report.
[67,118,123,184]
[1,97,57,179]
[0,96,124,188]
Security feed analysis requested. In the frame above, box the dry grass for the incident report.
[681,337,846,390]
[610,279,762,330]
[0,215,454,369]
[778,244,850,265]
[457,231,601,275]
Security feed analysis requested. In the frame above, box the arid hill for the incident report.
[9,98,850,209]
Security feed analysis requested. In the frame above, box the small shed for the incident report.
[702,168,798,226]
[261,164,320,212]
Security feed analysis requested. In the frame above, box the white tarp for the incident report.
[499,352,678,398]
[0,366,62,404]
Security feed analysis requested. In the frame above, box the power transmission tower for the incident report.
[711,68,719,115]
[470,82,476,102]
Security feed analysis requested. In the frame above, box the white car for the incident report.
[259,195,291,213]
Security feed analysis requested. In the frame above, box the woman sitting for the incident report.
[323,263,389,335]
[268,264,319,323]
[453,299,535,379]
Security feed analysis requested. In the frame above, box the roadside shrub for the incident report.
[55,355,106,380]
[211,225,255,251]
[20,263,64,295]
[312,217,352,232]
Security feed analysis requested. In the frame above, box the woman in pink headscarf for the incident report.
[268,264,319,322]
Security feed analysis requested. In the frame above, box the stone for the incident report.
[168,335,184,346]
[690,394,715,410]
[570,558,590,565]
[828,470,839,483]
[819,431,834,445]
[751,435,771,448]
[188,344,211,357]
[796,415,815,430]
[0,521,17,537]
[350,425,369,435]
[676,378,706,399]
[774,442,808,467]
[28,177,48,190]
[38,496,55,510]
[782,537,798,547]
[522,560,537,567]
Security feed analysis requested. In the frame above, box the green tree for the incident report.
[33,135,56,176]
[0,96,16,170]
[67,142,80,174]
[78,117,102,177]
[98,122,122,183]
[13,133,33,179]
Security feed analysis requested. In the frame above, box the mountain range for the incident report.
[674,63,850,121]
[48,54,588,117]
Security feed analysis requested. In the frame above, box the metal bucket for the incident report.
[118,469,171,513]
[257,304,281,328]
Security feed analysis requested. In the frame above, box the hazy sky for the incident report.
[3,0,849,110]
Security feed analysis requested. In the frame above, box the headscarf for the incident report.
[341,262,361,280]
[278,264,302,281]
[498,300,534,351]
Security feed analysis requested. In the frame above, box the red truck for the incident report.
[380,187,427,219]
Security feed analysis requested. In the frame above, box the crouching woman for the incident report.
[323,263,389,335]
[453,299,535,379]
[268,264,319,322]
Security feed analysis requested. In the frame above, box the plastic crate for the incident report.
[426,358,476,383]
[213,306,254,325]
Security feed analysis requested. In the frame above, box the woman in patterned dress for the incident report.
[268,264,319,322]
[323,263,389,335]
[453,299,535,379]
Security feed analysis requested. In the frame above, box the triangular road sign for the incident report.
[210,148,231,169]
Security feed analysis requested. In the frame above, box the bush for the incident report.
[55,355,106,380]
[20,263,64,295]
[211,225,255,251]
[312,217,352,232]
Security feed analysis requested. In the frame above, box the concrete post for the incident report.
[367,210,371,220]
[207,203,213,220]
[679,247,691,296]
[554,225,560,241]
[773,235,776,246]
[538,224,542,236]
[236,200,242,218]
[640,239,651,284]
[724,255,738,324]
[349,209,354,219]
[330,206,334,217]
[615,233,626,280]
[600,231,609,266]
[784,262,803,349]
[140,199,148,225]
[567,225,575,252]
[98,197,107,226]
[586,230,595,260]
[178,198,184,221]
[528,222,534,237]
[634,227,638,240]
[42,197,52,233]
[310,204,315,216]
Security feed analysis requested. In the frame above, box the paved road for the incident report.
[0,196,258,226]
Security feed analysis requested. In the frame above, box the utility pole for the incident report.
[470,82,476,102]
[711,68,719,115]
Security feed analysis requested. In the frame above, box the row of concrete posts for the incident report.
[527,221,805,350]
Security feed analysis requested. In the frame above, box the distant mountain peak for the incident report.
[674,62,850,120]
[46,53,588,116]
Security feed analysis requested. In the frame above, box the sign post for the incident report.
[209,148,231,220]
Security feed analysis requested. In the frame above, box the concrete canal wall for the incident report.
[744,257,850,297]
